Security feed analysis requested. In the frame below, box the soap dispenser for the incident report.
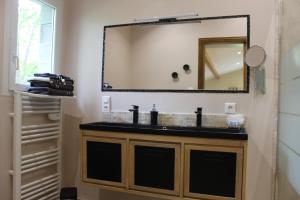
[150,104,158,126]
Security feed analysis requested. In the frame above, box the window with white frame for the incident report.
[15,0,57,85]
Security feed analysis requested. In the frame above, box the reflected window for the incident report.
[198,37,247,90]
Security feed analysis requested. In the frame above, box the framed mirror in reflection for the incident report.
[102,15,250,93]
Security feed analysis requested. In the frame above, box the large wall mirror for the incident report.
[102,15,250,93]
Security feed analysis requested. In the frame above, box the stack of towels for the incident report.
[27,73,74,96]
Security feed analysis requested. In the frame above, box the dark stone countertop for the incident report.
[80,122,248,141]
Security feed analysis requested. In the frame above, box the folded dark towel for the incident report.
[34,73,72,80]
[34,73,59,78]
[29,80,74,91]
[34,73,74,84]
[51,79,74,86]
[28,87,74,96]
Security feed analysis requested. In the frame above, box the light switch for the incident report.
[225,103,236,114]
[102,96,111,113]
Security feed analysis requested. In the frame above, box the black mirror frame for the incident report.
[101,15,250,93]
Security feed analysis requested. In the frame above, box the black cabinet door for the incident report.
[184,145,243,200]
[130,141,180,195]
[83,137,126,187]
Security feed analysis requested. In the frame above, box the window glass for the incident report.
[16,0,55,84]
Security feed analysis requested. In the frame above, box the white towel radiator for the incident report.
[11,92,67,200]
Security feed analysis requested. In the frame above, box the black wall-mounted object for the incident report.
[183,64,191,72]
[172,72,179,79]
[171,72,179,79]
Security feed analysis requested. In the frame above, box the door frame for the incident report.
[198,37,247,90]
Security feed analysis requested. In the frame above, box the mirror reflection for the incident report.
[200,37,247,91]
[102,16,249,92]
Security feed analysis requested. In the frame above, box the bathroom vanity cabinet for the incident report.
[80,123,247,200]
[82,137,127,188]
[184,145,243,200]
[129,141,181,196]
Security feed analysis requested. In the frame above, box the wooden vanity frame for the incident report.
[81,130,248,200]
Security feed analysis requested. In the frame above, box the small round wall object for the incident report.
[245,45,266,68]
[245,45,267,94]
[183,64,190,71]
[171,72,179,79]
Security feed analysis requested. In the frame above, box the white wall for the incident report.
[0,1,13,200]
[277,0,300,198]
[0,96,13,200]
[0,0,3,77]
[104,27,132,88]
[131,18,246,90]
[62,0,278,200]
[0,0,5,89]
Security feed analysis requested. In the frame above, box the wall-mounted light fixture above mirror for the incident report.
[102,15,250,93]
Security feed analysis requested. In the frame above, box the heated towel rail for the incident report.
[11,92,71,200]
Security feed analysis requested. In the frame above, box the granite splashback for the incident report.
[102,112,244,128]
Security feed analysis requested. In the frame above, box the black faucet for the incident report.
[129,105,139,124]
[195,107,202,127]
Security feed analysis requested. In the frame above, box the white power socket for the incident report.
[102,96,111,113]
[225,103,237,114]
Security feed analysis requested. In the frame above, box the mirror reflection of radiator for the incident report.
[11,92,68,200]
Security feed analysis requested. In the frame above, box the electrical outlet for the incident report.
[102,96,111,113]
[225,103,236,114]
